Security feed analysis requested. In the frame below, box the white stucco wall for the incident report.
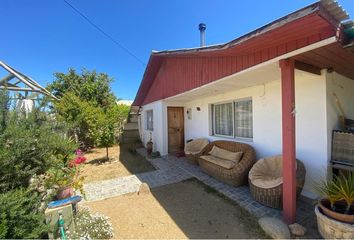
[139,101,164,154]
[181,71,328,198]
[138,70,354,198]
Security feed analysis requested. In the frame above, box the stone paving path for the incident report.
[82,149,191,202]
[83,148,314,223]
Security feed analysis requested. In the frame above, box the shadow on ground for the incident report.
[114,147,321,239]
[150,179,268,239]
[118,143,155,174]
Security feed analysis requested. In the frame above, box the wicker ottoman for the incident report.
[248,156,306,209]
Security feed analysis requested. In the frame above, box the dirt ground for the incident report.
[80,144,155,183]
[84,179,267,239]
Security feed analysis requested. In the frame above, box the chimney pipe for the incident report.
[199,23,206,47]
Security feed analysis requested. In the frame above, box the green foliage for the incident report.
[95,104,130,158]
[332,173,354,213]
[315,173,354,213]
[314,177,340,210]
[48,68,117,109]
[0,90,10,134]
[50,69,130,149]
[0,111,77,192]
[0,188,48,239]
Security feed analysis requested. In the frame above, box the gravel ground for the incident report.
[80,144,155,183]
[84,179,267,239]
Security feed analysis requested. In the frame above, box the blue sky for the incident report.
[1,0,353,100]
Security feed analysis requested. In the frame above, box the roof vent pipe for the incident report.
[199,23,206,47]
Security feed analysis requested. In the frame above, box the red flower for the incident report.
[68,156,87,167]
[74,156,87,164]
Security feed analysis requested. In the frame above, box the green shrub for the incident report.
[0,188,47,239]
[0,112,77,192]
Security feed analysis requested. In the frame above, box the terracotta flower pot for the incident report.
[57,186,74,200]
[319,199,354,223]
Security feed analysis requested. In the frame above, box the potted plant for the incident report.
[146,132,153,156]
[46,151,87,200]
[314,173,354,239]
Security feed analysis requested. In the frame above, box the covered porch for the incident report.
[162,39,354,223]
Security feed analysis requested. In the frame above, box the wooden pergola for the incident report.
[0,61,57,100]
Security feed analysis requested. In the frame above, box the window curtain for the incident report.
[234,100,253,138]
[146,110,153,130]
[214,103,233,136]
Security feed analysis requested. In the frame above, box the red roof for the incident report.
[133,1,349,106]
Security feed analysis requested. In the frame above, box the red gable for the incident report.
[133,1,347,106]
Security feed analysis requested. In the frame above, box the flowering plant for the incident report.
[69,149,87,167]
[45,149,87,198]
[67,207,114,239]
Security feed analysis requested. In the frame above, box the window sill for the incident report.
[210,134,253,143]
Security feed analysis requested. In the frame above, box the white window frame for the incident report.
[210,97,253,140]
[146,110,153,131]
[212,101,234,138]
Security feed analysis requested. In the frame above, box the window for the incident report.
[211,98,253,138]
[234,100,253,138]
[213,102,233,136]
[146,110,153,131]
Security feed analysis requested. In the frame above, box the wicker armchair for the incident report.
[248,156,306,209]
[198,140,256,186]
[184,138,209,165]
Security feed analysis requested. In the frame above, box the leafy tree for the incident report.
[54,92,105,148]
[48,68,117,109]
[96,104,130,159]
[49,69,130,149]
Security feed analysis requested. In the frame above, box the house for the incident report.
[133,0,354,223]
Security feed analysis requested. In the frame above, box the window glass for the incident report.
[146,110,153,130]
[213,103,233,136]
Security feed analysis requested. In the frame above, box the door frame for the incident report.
[167,106,185,153]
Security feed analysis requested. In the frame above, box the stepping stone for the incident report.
[258,217,290,239]
[137,182,150,195]
[288,223,306,236]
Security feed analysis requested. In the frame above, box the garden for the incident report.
[0,69,129,239]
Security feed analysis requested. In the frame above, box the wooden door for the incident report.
[167,107,184,153]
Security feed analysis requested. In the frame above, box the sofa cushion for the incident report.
[248,155,283,188]
[200,155,236,169]
[208,146,243,163]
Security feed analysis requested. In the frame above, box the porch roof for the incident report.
[133,0,352,107]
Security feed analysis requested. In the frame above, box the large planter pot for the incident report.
[319,199,354,223]
[57,186,73,200]
[315,205,354,239]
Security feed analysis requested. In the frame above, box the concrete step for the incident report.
[121,129,140,143]
[128,114,139,123]
[124,122,138,130]
[122,129,140,138]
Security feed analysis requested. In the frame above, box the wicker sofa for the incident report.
[248,155,306,209]
[198,140,256,186]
